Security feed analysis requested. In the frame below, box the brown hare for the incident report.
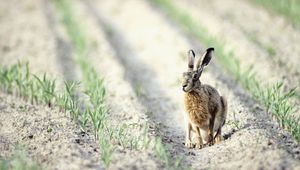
[182,48,227,149]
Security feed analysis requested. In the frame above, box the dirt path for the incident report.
[85,0,300,169]
[0,0,100,169]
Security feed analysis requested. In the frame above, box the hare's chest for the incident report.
[184,92,211,127]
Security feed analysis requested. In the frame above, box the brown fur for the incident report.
[184,88,211,127]
[182,48,227,149]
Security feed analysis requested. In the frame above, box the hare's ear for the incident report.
[201,47,214,67]
[192,48,214,82]
[187,49,195,71]
[194,47,214,70]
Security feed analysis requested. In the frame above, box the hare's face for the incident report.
[182,71,198,92]
[183,48,214,92]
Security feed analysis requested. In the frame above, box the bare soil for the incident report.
[86,0,300,169]
[0,93,101,169]
[0,0,100,169]
[176,0,300,92]
[206,0,300,84]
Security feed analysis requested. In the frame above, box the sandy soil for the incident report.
[203,0,300,85]
[0,93,101,169]
[178,0,300,118]
[0,0,300,169]
[87,0,300,169]
[174,0,300,115]
[0,0,59,78]
[68,1,159,169]
[0,0,100,169]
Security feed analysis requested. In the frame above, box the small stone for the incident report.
[80,131,86,137]
[187,151,195,156]
[75,139,80,144]
[267,140,273,146]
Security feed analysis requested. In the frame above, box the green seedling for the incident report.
[153,137,184,170]
[88,105,107,140]
[62,81,80,120]
[141,123,152,150]
[80,108,90,131]
[155,138,170,167]
[54,0,109,139]
[226,111,243,130]
[0,64,17,93]
[114,123,152,150]
[33,74,56,107]
[134,83,146,97]
[99,131,114,168]
[67,83,84,122]
[154,138,184,170]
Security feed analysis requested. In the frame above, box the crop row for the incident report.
[151,0,300,142]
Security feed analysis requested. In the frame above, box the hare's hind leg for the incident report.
[195,127,203,149]
[185,122,193,148]
[213,96,227,144]
[207,116,215,146]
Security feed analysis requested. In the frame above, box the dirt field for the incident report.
[0,0,300,169]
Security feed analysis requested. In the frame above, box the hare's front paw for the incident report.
[195,142,203,149]
[185,140,193,148]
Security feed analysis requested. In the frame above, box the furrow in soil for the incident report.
[86,0,300,169]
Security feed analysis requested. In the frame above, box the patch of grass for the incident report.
[114,123,152,150]
[56,81,80,119]
[261,83,299,138]
[0,62,157,149]
[134,83,146,97]
[99,131,114,168]
[0,148,41,170]
[53,0,109,139]
[226,111,243,130]
[0,62,87,128]
[155,138,170,167]
[151,0,300,142]
[53,0,159,168]
[0,63,18,94]
[251,0,300,27]
[155,138,183,170]
[53,0,114,166]
[33,74,56,107]
[53,0,86,58]
[0,62,56,107]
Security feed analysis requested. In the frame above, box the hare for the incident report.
[182,48,227,149]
